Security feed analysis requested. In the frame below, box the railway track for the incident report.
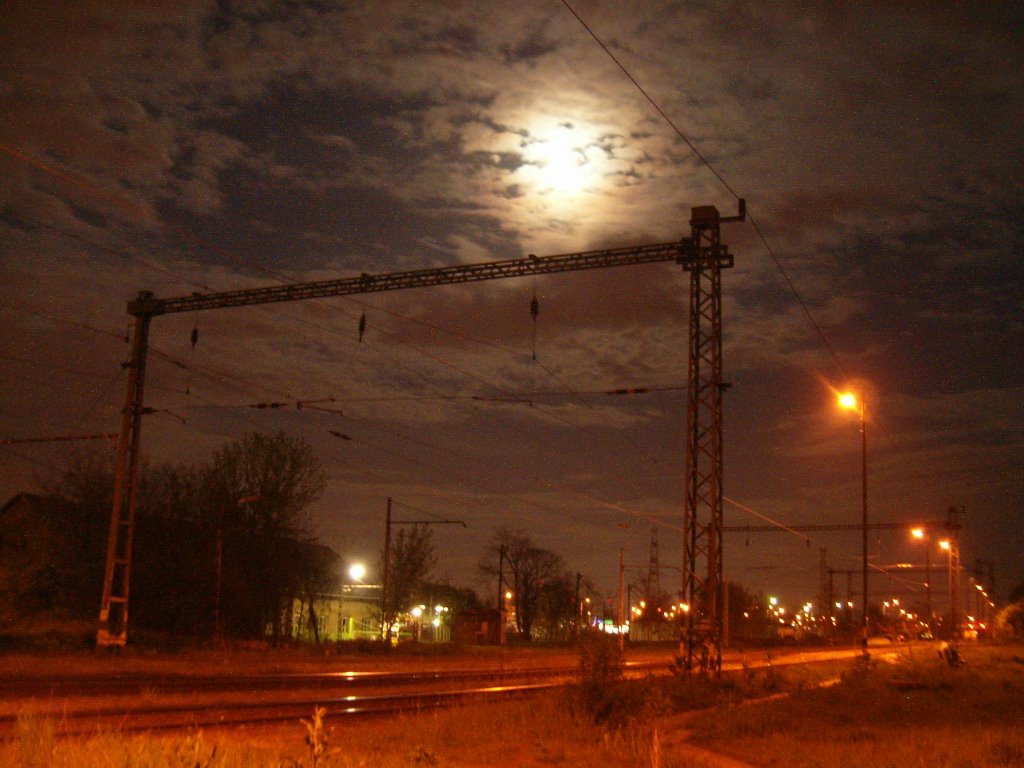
[1,646,874,739]
[0,663,590,739]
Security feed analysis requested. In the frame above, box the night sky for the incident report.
[2,2,1022,614]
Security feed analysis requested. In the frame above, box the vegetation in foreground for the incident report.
[5,642,1024,767]
[690,642,1024,768]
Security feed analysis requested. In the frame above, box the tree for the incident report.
[45,448,118,618]
[1009,580,1024,605]
[727,581,773,643]
[205,432,327,643]
[294,543,340,644]
[18,434,329,644]
[534,571,577,641]
[382,525,436,641]
[480,528,566,640]
[996,580,1024,639]
[415,582,482,615]
[132,461,214,636]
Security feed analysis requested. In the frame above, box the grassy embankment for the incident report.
[688,642,1024,768]
[5,642,1023,767]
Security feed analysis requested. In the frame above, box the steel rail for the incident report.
[0,680,571,740]
[0,648,876,740]
[0,659,671,699]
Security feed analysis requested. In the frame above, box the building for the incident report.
[291,583,383,643]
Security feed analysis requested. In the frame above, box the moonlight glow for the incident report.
[521,122,601,199]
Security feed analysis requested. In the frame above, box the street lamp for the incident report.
[348,563,367,583]
[939,539,960,642]
[910,527,933,634]
[837,389,869,659]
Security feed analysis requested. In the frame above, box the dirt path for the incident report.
[655,713,758,768]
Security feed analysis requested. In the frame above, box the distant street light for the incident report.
[939,539,960,641]
[348,563,367,583]
[910,527,934,633]
[838,388,869,660]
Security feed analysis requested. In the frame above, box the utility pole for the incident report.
[645,525,661,641]
[213,493,258,645]
[497,545,507,645]
[827,568,860,641]
[924,543,933,633]
[618,547,626,651]
[827,568,835,629]
[860,398,868,660]
[380,497,393,643]
[380,498,465,644]
[96,310,151,649]
[818,547,828,624]
[942,505,958,643]
[574,571,583,638]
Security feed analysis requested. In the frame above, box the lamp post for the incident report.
[838,390,869,659]
[911,528,933,634]
[380,497,466,644]
[939,539,959,642]
[214,493,259,645]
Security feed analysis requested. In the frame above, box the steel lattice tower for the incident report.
[646,525,661,609]
[679,203,742,673]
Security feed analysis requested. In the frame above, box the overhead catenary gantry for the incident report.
[96,201,745,651]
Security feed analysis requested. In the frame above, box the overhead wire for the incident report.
[6,159,752,575]
[558,0,847,380]
[8,204,663,532]
[129,317,688,537]
[337,289,687,484]
[557,0,862,550]
[4,57,818,554]
[12,214,215,293]
[4,137,692,543]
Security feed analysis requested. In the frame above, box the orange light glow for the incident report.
[911,527,925,539]
[837,392,858,410]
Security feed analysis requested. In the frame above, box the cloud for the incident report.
[1,0,1021,605]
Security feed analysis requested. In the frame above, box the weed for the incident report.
[300,706,334,768]
[574,634,635,726]
[578,633,623,685]
[172,731,219,767]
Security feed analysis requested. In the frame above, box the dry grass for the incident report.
[3,691,664,768]
[4,643,1022,767]
[688,643,1024,768]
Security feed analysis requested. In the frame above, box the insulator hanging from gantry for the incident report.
[96,201,743,649]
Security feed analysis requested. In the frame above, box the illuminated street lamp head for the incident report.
[838,391,859,411]
[939,540,951,551]
[348,563,366,582]
[911,527,925,540]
